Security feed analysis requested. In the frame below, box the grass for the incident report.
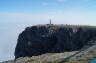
[27,58,39,62]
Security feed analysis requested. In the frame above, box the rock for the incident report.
[2,44,96,63]
[15,24,96,59]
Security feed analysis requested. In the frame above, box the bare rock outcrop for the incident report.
[15,24,96,59]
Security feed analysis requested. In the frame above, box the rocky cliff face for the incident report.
[3,44,96,63]
[15,24,96,59]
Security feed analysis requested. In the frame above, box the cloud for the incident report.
[42,2,57,6]
[57,0,66,2]
[42,0,66,6]
[0,10,96,25]
[42,0,91,6]
[56,0,91,2]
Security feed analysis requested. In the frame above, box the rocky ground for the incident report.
[1,43,96,63]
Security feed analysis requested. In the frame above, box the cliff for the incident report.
[2,39,96,63]
[15,24,96,59]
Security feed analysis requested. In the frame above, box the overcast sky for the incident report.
[0,0,96,62]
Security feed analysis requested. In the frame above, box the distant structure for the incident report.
[46,19,53,25]
[50,19,52,25]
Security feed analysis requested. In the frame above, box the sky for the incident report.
[0,0,96,62]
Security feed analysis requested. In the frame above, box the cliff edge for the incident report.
[15,24,96,59]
